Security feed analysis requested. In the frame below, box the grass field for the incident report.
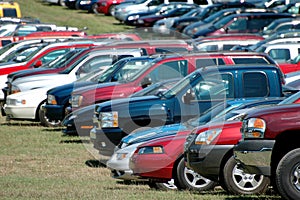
[0,1,284,199]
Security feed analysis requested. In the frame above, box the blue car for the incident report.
[76,0,99,13]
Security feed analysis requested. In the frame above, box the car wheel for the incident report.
[148,179,177,190]
[108,5,116,16]
[38,103,62,127]
[276,148,300,200]
[58,0,65,6]
[91,3,99,14]
[175,157,215,191]
[223,156,270,195]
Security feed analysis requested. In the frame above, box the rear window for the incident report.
[232,58,270,64]
[3,8,17,17]
[243,72,269,97]
[196,58,225,68]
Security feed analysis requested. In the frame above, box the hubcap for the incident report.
[292,162,300,191]
[184,167,212,188]
[232,164,264,191]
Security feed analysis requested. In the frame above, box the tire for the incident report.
[38,102,62,127]
[108,5,116,16]
[175,157,215,191]
[276,148,300,200]
[223,156,270,195]
[148,179,177,191]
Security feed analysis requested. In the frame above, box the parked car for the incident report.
[261,18,300,38]
[191,12,295,39]
[234,94,300,200]
[255,42,300,74]
[75,0,99,13]
[124,2,198,26]
[133,3,199,27]
[96,0,135,16]
[130,131,216,191]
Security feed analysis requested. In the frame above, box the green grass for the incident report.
[0,1,284,199]
[14,0,134,35]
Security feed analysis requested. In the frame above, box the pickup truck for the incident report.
[234,99,300,200]
[91,64,285,157]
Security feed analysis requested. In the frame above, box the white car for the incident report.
[4,48,143,124]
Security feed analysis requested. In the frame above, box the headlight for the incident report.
[71,95,83,108]
[80,1,91,5]
[6,98,26,106]
[127,15,139,21]
[138,146,164,154]
[11,85,21,94]
[99,111,118,128]
[116,152,129,160]
[47,94,57,105]
[242,118,266,138]
[194,129,222,145]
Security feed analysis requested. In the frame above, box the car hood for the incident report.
[72,81,121,94]
[12,73,74,86]
[48,81,96,96]
[121,123,187,146]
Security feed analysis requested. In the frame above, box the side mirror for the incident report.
[141,77,152,88]
[34,60,43,68]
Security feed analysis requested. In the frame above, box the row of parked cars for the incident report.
[5,1,300,200]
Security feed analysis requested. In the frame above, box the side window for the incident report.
[232,57,270,64]
[192,73,234,100]
[268,49,290,63]
[227,17,247,31]
[243,72,269,97]
[148,60,188,83]
[196,58,225,69]
[39,49,69,64]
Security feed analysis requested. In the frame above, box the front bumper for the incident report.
[184,144,233,181]
[234,139,275,176]
[44,104,65,121]
[4,104,36,119]
[90,127,125,157]
[62,114,93,136]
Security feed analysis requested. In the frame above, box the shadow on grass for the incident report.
[60,139,91,144]
[85,159,106,168]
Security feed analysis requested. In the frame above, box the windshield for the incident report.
[45,49,85,69]
[163,71,200,98]
[59,52,90,74]
[99,57,155,83]
[1,44,45,63]
[213,14,235,30]
[0,42,16,56]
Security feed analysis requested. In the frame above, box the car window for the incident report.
[148,60,188,83]
[227,17,247,30]
[196,58,225,68]
[243,72,269,97]
[192,73,234,100]
[232,57,270,64]
[39,49,70,64]
[268,48,290,63]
